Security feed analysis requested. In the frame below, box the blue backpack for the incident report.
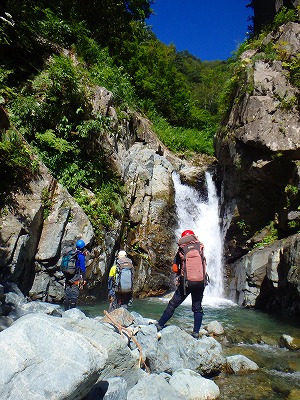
[60,247,78,276]
[116,258,133,293]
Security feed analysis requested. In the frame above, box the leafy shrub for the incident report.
[283,57,300,89]
[0,66,14,103]
[0,129,38,205]
[273,6,299,28]
[74,182,124,240]
[10,55,90,140]
[253,222,279,248]
[75,41,137,108]
[150,112,214,156]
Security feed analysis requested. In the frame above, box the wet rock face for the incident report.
[121,144,177,295]
[226,233,300,319]
[216,21,300,316]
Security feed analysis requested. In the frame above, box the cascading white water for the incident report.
[173,171,224,301]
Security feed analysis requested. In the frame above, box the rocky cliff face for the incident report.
[0,82,210,305]
[215,20,300,318]
[0,161,95,303]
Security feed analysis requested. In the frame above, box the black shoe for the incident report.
[191,331,199,339]
[155,322,164,331]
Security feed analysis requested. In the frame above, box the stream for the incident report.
[80,296,300,400]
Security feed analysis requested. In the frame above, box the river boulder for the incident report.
[224,355,259,374]
[169,368,220,400]
[149,325,224,375]
[0,314,107,400]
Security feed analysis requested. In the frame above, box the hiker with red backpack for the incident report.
[156,230,208,339]
[61,239,87,310]
[108,250,134,312]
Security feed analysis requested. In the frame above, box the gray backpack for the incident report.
[115,257,133,293]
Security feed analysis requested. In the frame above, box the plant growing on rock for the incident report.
[41,187,52,220]
[0,129,39,206]
[253,221,279,248]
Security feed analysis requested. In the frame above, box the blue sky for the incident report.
[147,0,253,61]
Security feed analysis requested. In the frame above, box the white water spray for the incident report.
[173,171,226,304]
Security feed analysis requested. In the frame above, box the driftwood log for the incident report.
[104,310,150,373]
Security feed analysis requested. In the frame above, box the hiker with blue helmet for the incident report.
[63,239,87,310]
[108,250,133,312]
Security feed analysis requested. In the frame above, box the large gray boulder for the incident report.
[150,326,224,375]
[55,310,144,389]
[169,368,220,400]
[224,355,259,374]
[0,314,107,400]
[127,374,186,400]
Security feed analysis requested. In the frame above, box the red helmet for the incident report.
[181,230,195,237]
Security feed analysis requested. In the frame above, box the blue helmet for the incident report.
[76,239,85,249]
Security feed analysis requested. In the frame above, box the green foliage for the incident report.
[124,39,193,126]
[218,64,245,118]
[287,220,300,230]
[285,183,299,208]
[41,187,52,220]
[35,8,89,48]
[0,129,38,205]
[237,220,249,236]
[278,94,297,110]
[0,129,37,172]
[253,222,279,248]
[74,182,124,239]
[76,116,110,139]
[2,0,154,63]
[0,66,14,103]
[285,184,299,197]
[87,46,137,107]
[62,0,154,53]
[283,57,300,90]
[35,129,75,153]
[273,7,299,29]
[0,12,14,46]
[150,112,214,156]
[10,55,90,140]
[175,51,232,115]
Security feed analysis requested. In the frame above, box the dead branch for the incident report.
[104,310,150,373]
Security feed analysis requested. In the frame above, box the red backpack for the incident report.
[177,234,206,291]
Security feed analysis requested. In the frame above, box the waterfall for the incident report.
[173,171,225,302]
